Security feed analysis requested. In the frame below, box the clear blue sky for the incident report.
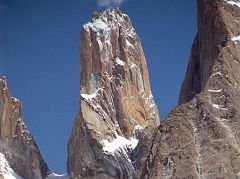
[0,0,197,174]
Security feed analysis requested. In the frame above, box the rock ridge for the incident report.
[0,76,49,179]
[143,0,240,178]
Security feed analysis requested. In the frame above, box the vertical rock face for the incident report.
[179,0,229,105]
[67,8,160,179]
[0,77,49,179]
[144,0,240,178]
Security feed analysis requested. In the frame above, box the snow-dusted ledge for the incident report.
[208,89,222,93]
[226,0,240,8]
[232,36,240,43]
[81,88,102,101]
[115,57,125,66]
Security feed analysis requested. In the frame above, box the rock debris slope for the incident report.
[67,8,160,179]
[0,77,49,179]
[143,0,240,178]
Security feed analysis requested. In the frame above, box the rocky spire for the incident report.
[0,77,49,179]
[142,0,240,178]
[179,0,230,104]
[67,8,160,178]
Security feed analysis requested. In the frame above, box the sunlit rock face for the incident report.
[141,0,240,178]
[67,8,160,179]
[0,77,49,179]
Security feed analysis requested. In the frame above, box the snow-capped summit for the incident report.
[67,8,160,178]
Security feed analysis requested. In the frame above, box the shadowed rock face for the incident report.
[179,0,229,105]
[67,8,160,179]
[140,0,240,178]
[0,77,49,179]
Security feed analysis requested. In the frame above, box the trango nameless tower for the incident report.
[67,8,160,179]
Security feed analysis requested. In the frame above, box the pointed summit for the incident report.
[67,8,160,178]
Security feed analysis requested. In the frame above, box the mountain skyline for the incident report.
[0,0,197,173]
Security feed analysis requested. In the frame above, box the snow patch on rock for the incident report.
[126,27,136,38]
[212,104,228,110]
[12,97,20,103]
[81,88,102,101]
[226,0,240,8]
[84,19,109,32]
[126,39,133,48]
[208,89,223,93]
[101,125,143,158]
[129,62,137,69]
[83,9,132,33]
[211,72,223,77]
[145,93,156,109]
[101,132,138,155]
[133,125,143,134]
[115,57,125,66]
[0,153,23,179]
[231,35,240,43]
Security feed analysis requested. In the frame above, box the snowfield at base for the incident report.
[226,0,240,8]
[46,173,69,179]
[0,153,23,179]
[101,132,138,155]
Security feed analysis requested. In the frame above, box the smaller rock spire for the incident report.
[0,76,49,179]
